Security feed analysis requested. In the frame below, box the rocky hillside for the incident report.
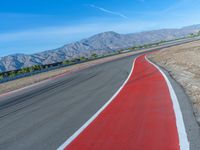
[1,24,200,72]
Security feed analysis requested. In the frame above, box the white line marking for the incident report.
[57,56,139,150]
[145,56,190,150]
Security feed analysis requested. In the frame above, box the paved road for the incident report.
[0,54,137,150]
[62,55,185,150]
[0,51,200,150]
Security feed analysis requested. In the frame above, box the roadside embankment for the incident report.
[149,40,200,124]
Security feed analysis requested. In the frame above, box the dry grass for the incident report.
[149,40,200,124]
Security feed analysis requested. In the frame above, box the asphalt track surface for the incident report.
[0,52,200,150]
[62,55,182,150]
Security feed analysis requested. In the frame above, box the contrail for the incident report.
[87,4,128,19]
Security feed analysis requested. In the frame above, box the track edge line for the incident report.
[145,55,190,150]
[57,56,140,150]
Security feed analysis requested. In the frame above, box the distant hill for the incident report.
[0,24,200,72]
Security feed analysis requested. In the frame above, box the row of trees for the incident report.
[2,30,200,81]
[188,31,200,38]
[128,32,200,51]
[128,41,165,51]
[128,31,200,51]
[0,64,48,78]
[0,54,100,81]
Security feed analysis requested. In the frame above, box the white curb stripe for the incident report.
[57,56,139,150]
[145,56,190,150]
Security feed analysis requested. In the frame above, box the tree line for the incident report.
[0,54,99,80]
[1,32,200,81]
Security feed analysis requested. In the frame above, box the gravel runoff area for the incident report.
[0,48,156,95]
[149,40,200,125]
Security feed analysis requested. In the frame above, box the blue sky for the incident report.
[1,0,200,56]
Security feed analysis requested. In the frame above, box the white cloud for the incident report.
[0,20,158,43]
[0,24,99,42]
[87,4,128,19]
[0,24,103,54]
[0,20,158,55]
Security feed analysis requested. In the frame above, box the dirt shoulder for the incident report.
[149,40,200,124]
[0,48,155,95]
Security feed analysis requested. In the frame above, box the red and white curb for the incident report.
[58,54,189,150]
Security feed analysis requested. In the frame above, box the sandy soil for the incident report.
[149,40,200,124]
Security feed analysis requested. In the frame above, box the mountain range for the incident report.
[1,24,200,72]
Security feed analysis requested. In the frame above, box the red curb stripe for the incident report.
[63,55,180,150]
